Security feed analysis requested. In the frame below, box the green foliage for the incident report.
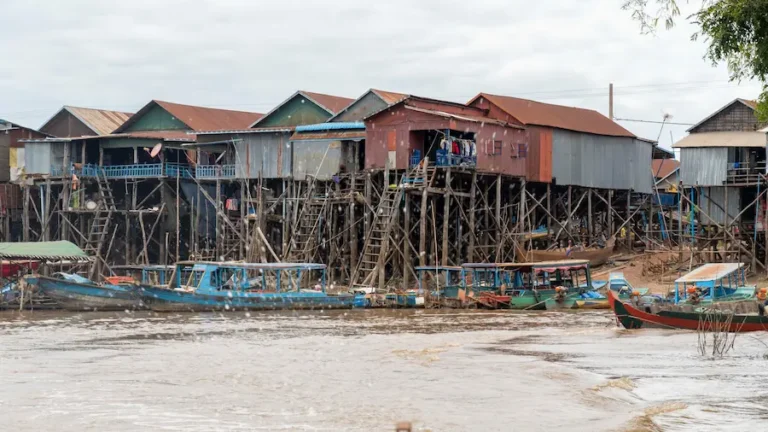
[624,0,768,121]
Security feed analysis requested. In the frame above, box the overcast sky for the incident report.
[0,0,762,150]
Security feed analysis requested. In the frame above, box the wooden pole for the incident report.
[587,188,593,246]
[441,168,451,266]
[546,183,552,248]
[403,192,411,289]
[419,175,428,267]
[468,171,477,262]
[22,186,29,242]
[495,175,501,261]
[566,185,572,244]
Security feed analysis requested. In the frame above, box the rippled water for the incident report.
[1,309,767,431]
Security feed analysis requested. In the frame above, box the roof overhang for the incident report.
[672,131,766,148]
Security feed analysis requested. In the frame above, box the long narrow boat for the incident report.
[515,237,615,267]
[671,263,755,305]
[137,262,357,312]
[26,273,144,311]
[608,291,768,332]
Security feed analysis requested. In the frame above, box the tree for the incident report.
[623,0,768,119]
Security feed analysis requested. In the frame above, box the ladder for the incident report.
[286,194,328,263]
[352,162,435,290]
[85,168,116,279]
[219,217,242,261]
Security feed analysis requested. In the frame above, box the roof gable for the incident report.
[687,98,761,133]
[115,100,263,133]
[468,93,635,138]
[652,159,679,180]
[329,89,408,122]
[251,91,354,128]
[40,106,133,137]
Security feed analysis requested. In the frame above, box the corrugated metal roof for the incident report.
[403,105,522,128]
[294,122,364,132]
[97,131,196,142]
[672,131,766,148]
[195,127,294,135]
[0,240,89,261]
[470,93,635,138]
[65,106,133,135]
[115,100,263,133]
[675,263,744,283]
[289,131,365,141]
[686,98,757,132]
[301,91,355,114]
[652,159,679,179]
[372,89,408,105]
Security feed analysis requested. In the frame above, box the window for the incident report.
[486,140,502,156]
[518,143,528,158]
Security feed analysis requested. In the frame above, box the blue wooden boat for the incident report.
[26,272,145,311]
[136,262,357,312]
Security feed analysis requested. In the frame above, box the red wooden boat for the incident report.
[607,291,768,332]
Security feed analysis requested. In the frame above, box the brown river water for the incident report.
[1,309,767,431]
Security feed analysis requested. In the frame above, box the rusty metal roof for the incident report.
[470,93,635,138]
[115,100,263,133]
[372,89,408,105]
[65,106,133,135]
[301,91,355,114]
[675,263,744,283]
[98,131,196,142]
[652,159,679,179]
[154,100,263,131]
[38,106,133,136]
[403,105,524,129]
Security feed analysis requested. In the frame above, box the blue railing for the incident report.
[196,164,236,179]
[164,163,195,179]
[63,163,235,179]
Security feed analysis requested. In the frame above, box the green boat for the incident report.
[672,263,756,306]
[462,260,604,310]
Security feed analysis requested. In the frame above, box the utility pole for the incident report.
[609,83,614,120]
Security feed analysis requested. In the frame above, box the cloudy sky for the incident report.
[0,0,761,150]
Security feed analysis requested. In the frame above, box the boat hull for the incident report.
[138,286,356,312]
[32,276,144,311]
[517,238,615,267]
[608,291,768,332]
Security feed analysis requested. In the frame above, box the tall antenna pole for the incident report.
[609,83,614,120]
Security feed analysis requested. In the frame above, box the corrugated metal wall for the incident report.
[697,186,741,225]
[233,132,291,179]
[0,134,10,182]
[291,140,342,181]
[679,147,727,186]
[551,130,652,193]
[25,142,52,174]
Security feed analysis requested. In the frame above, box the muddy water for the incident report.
[1,309,767,431]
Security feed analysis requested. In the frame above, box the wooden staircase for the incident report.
[286,194,328,263]
[219,217,242,260]
[352,162,435,290]
[85,168,116,279]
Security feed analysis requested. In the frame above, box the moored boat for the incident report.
[515,237,615,267]
[671,263,756,306]
[27,273,144,311]
[608,290,768,332]
[137,262,357,312]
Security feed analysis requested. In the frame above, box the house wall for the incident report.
[123,104,188,132]
[551,130,653,193]
[198,132,291,179]
[364,103,528,176]
[525,126,553,183]
[3,128,48,180]
[694,186,741,225]
[690,102,764,133]
[257,97,332,128]
[40,111,95,137]
[291,140,356,181]
[25,142,53,174]
[679,147,728,186]
[333,92,388,122]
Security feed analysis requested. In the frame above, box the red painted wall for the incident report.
[365,103,529,177]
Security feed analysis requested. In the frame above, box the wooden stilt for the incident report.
[441,168,451,266]
[403,193,411,289]
[468,172,477,262]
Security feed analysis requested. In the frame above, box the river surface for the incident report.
[1,309,767,431]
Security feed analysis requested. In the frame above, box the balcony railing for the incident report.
[164,163,195,179]
[196,164,236,179]
[409,149,477,169]
[726,161,766,184]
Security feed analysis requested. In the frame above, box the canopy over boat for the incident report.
[0,241,89,262]
[462,260,590,273]
[174,261,326,271]
[674,263,745,283]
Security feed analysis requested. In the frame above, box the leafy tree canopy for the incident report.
[623,0,768,120]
